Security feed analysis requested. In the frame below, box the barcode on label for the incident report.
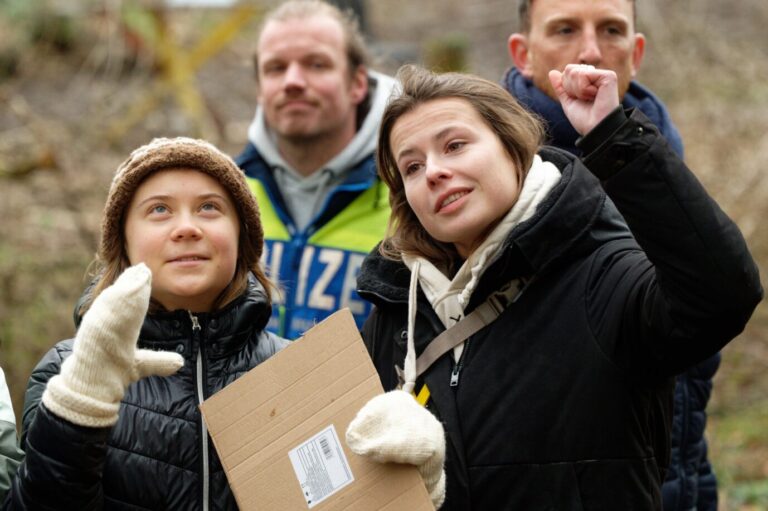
[288,425,355,508]
[320,436,333,460]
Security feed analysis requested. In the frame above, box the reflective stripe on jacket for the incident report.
[238,144,390,339]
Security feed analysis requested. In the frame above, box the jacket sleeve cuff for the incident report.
[577,108,656,181]
[7,404,109,509]
[575,106,628,156]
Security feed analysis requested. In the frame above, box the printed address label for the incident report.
[288,424,355,508]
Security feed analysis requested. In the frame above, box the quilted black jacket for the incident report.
[5,279,288,510]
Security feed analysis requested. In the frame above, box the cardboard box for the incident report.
[200,308,434,510]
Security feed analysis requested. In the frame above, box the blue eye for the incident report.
[200,201,224,215]
[151,205,168,214]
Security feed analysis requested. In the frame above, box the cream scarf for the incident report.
[399,155,561,393]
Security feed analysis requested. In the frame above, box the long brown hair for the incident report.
[377,65,544,269]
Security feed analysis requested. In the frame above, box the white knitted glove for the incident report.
[42,263,184,428]
[346,390,446,509]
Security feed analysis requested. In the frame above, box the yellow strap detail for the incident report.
[413,384,431,407]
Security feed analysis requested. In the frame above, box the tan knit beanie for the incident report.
[100,137,263,262]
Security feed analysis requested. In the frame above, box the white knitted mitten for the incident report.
[43,264,184,428]
[346,390,446,509]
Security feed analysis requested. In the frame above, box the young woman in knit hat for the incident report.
[344,65,762,509]
[5,138,288,509]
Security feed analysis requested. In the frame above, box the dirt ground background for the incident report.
[0,1,766,508]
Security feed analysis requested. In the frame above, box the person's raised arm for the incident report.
[548,64,762,376]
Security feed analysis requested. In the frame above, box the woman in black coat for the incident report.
[351,64,762,510]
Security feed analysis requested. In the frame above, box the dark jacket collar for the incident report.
[501,66,684,158]
[137,276,272,355]
[236,141,379,188]
[235,142,383,231]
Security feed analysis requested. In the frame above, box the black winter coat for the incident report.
[5,279,288,510]
[357,109,762,510]
[503,66,722,511]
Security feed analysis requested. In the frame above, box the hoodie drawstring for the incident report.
[309,168,335,225]
[402,260,421,394]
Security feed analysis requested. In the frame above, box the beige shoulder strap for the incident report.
[397,276,534,384]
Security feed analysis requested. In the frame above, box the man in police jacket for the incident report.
[236,0,395,338]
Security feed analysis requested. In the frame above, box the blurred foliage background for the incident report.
[0,1,765,509]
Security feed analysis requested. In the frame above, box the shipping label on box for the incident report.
[288,424,353,508]
[200,308,434,510]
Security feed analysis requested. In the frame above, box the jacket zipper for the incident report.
[449,363,461,387]
[449,339,471,388]
[189,311,209,511]
[447,279,533,388]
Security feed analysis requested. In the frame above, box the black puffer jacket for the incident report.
[357,109,762,510]
[5,279,288,510]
